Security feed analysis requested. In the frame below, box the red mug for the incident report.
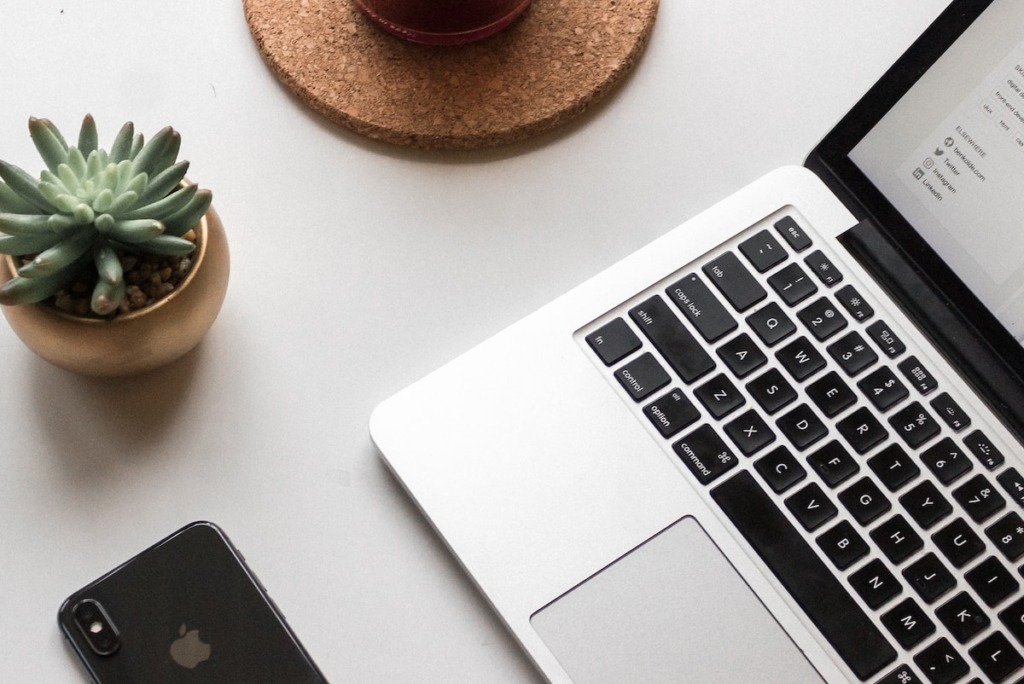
[353,0,531,45]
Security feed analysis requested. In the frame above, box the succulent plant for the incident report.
[0,115,211,316]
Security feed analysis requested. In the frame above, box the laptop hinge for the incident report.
[839,218,1024,443]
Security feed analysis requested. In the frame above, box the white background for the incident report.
[0,1,949,681]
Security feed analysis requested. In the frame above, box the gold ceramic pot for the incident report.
[0,206,229,377]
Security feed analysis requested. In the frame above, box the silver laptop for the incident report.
[371,1,1024,681]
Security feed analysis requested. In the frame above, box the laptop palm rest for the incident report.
[530,516,825,683]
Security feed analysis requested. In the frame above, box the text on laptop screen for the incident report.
[850,0,1024,341]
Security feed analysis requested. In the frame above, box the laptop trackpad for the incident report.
[530,516,825,683]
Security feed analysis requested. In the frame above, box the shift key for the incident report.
[630,296,716,383]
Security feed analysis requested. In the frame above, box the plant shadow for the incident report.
[30,345,203,478]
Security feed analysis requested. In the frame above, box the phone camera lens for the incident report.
[72,599,121,656]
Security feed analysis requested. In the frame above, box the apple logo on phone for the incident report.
[169,624,211,669]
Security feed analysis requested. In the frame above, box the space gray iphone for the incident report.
[57,521,326,683]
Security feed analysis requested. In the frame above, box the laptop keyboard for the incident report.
[582,213,1024,684]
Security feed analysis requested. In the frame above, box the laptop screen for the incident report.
[849,0,1024,341]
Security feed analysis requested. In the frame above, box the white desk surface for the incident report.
[0,1,950,681]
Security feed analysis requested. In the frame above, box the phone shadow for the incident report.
[28,344,203,478]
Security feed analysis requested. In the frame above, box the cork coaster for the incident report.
[242,0,659,149]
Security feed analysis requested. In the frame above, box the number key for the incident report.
[952,474,1006,523]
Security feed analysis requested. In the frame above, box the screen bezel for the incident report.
[805,0,1024,382]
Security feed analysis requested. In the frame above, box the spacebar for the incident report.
[711,471,895,681]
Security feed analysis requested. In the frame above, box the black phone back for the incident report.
[58,521,326,683]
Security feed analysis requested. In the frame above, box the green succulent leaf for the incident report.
[90,276,126,316]
[56,163,81,193]
[110,218,164,243]
[0,160,56,212]
[0,213,54,236]
[106,189,139,216]
[161,189,211,237]
[129,133,144,160]
[139,234,196,256]
[84,149,103,181]
[123,184,196,221]
[92,188,114,213]
[109,122,135,162]
[0,268,74,306]
[93,246,123,285]
[78,115,99,157]
[137,161,190,206]
[67,147,88,180]
[131,126,176,176]
[18,232,93,278]
[0,182,39,214]
[0,232,62,255]
[28,118,70,174]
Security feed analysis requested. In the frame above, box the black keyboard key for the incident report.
[866,321,907,359]
[857,366,909,412]
[914,638,970,684]
[837,407,888,454]
[738,229,787,272]
[614,353,670,402]
[839,476,891,525]
[776,337,826,382]
[746,368,797,414]
[936,591,990,643]
[953,474,1006,523]
[806,371,857,417]
[882,597,935,650]
[889,402,941,449]
[849,558,902,609]
[933,518,986,568]
[702,252,766,312]
[773,216,813,252]
[903,553,956,604]
[898,357,938,395]
[768,263,818,306]
[785,482,839,531]
[997,467,1024,508]
[716,333,766,377]
[797,297,848,341]
[586,318,642,366]
[776,403,828,451]
[986,512,1024,562]
[871,514,923,565]
[643,389,700,438]
[724,409,775,455]
[827,331,877,376]
[664,274,738,342]
[672,424,739,485]
[804,250,843,287]
[816,520,869,570]
[969,631,1024,683]
[807,440,859,488]
[629,296,716,383]
[835,284,874,322]
[998,596,1024,645]
[693,373,745,418]
[930,392,971,432]
[711,471,896,679]
[869,444,921,492]
[900,480,953,530]
[965,556,1019,607]
[746,302,796,346]
[754,446,806,493]
[922,438,973,485]
[964,429,1006,470]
